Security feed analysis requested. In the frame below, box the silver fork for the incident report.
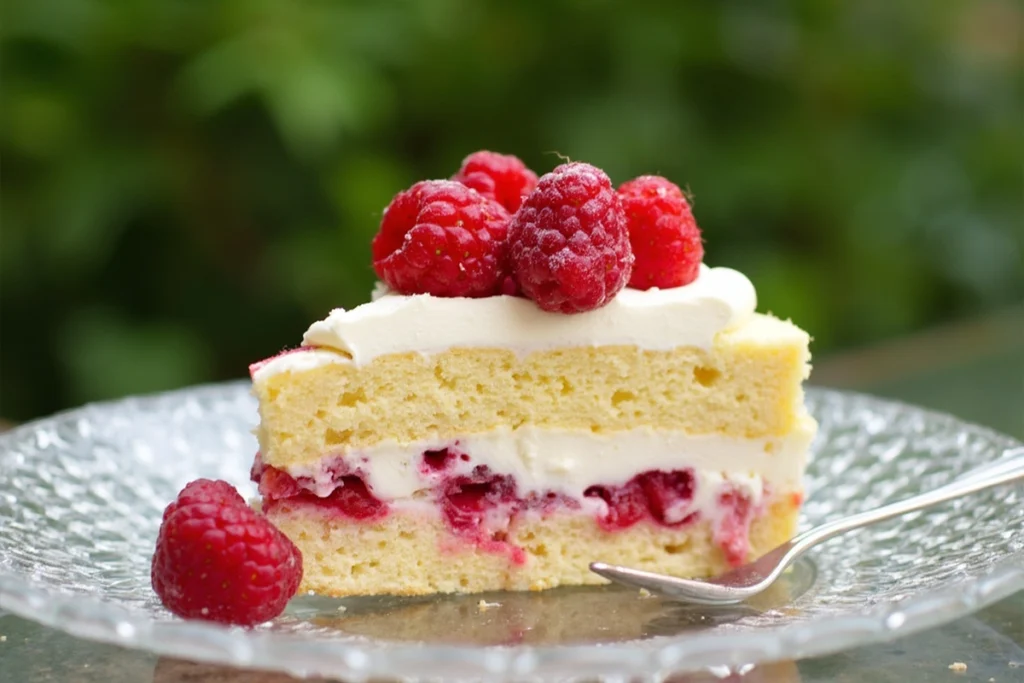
[590,450,1024,605]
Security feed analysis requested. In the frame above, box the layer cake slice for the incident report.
[248,156,816,597]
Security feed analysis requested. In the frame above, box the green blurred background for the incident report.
[1,0,1022,422]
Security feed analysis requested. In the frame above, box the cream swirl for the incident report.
[299,264,755,366]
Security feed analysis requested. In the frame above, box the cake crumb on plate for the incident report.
[478,599,501,611]
[948,662,967,673]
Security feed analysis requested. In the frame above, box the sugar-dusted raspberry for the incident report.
[452,151,539,213]
[508,162,633,313]
[372,180,511,298]
[618,175,703,289]
[151,479,302,626]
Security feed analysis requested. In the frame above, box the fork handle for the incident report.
[791,450,1024,553]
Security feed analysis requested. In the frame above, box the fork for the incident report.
[590,450,1024,605]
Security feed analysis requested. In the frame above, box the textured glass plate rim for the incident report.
[0,384,1020,682]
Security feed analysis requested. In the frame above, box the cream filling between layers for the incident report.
[253,264,757,380]
[282,419,816,506]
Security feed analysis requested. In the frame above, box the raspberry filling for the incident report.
[714,486,756,566]
[441,466,518,532]
[258,464,388,521]
[584,469,699,531]
[255,449,762,566]
[439,466,525,563]
[419,447,471,474]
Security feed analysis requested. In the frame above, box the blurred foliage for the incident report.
[1,0,1022,420]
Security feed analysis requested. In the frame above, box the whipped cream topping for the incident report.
[298,265,756,366]
[282,420,815,503]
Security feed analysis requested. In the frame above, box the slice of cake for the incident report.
[249,155,816,598]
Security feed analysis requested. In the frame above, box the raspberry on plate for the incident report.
[618,175,704,290]
[452,150,539,213]
[151,478,302,627]
[372,180,512,298]
[162,478,244,521]
[508,162,633,313]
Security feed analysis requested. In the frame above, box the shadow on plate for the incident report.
[277,558,816,647]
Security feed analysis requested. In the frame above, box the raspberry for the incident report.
[151,479,302,626]
[618,175,703,289]
[499,275,521,297]
[162,478,244,522]
[372,180,511,298]
[452,151,539,213]
[508,162,633,313]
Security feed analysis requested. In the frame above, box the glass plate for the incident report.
[0,384,1021,682]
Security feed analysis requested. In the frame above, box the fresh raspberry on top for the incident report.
[498,275,521,297]
[151,479,302,627]
[617,175,704,290]
[372,180,511,298]
[452,151,539,213]
[508,162,633,313]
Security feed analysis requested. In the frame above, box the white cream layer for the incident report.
[295,264,756,367]
[283,420,815,504]
[250,348,348,384]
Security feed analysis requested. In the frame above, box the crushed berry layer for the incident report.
[254,446,763,567]
[584,468,700,531]
[256,453,388,521]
